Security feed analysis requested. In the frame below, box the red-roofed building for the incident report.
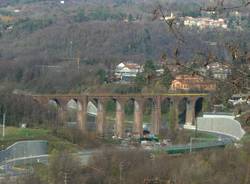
[170,74,216,92]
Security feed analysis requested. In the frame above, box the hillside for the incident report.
[0,0,249,92]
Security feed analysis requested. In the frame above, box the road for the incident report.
[0,150,99,176]
[0,129,237,177]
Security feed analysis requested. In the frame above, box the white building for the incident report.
[14,9,20,13]
[114,62,143,82]
[184,17,228,30]
[206,62,231,80]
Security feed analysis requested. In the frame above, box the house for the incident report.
[206,62,231,80]
[184,17,228,30]
[114,62,143,82]
[170,74,216,92]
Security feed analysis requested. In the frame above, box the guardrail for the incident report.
[0,140,48,165]
[164,138,233,154]
[1,155,48,167]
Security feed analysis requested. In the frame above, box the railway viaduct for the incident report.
[32,93,208,138]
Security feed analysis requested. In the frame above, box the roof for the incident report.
[173,80,215,85]
[124,63,141,69]
[207,62,230,69]
[175,74,204,81]
[173,74,215,85]
[116,62,141,70]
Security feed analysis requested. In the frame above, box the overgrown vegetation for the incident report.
[5,141,250,184]
[0,126,101,152]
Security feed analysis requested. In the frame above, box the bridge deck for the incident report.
[32,93,209,98]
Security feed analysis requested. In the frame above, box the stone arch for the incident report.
[73,98,83,110]
[134,100,140,111]
[178,97,188,126]
[116,99,123,111]
[104,98,117,137]
[142,98,155,133]
[47,98,66,126]
[124,98,135,135]
[87,101,97,117]
[86,98,99,132]
[105,98,116,114]
[133,99,143,136]
[48,99,63,117]
[66,98,83,127]
[47,99,60,124]
[66,98,82,110]
[115,97,143,137]
[161,97,171,129]
[142,98,154,114]
[88,98,98,110]
[115,98,126,138]
[124,98,135,115]
[48,99,61,108]
[194,97,204,118]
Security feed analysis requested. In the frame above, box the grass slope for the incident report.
[0,127,79,153]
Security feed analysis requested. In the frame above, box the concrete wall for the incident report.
[197,115,245,140]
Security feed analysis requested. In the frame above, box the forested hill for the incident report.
[0,0,249,63]
[0,0,249,92]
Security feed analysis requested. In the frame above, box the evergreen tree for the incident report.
[143,60,156,85]
[162,67,173,89]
